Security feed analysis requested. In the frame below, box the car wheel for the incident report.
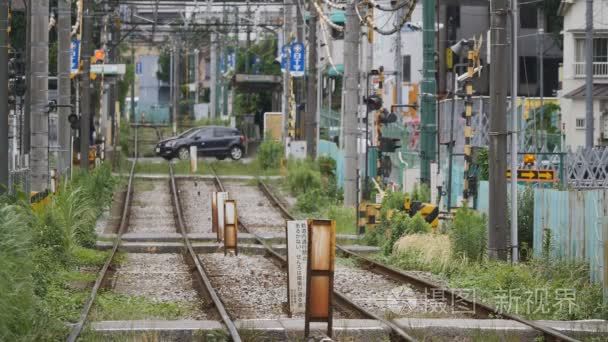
[229,146,243,160]
[178,147,190,160]
[216,155,226,161]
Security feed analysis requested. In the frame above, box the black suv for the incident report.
[155,126,246,160]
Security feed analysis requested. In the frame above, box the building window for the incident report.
[519,56,538,83]
[576,118,586,129]
[520,7,538,29]
[446,6,460,28]
[575,38,608,62]
[402,55,411,83]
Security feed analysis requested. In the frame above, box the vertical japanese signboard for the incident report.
[216,192,228,242]
[224,200,238,255]
[305,219,336,338]
[289,42,305,77]
[286,220,308,315]
[70,39,80,76]
[281,45,290,73]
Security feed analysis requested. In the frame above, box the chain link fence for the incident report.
[8,168,30,196]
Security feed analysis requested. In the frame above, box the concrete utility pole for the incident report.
[585,0,594,148]
[489,0,509,260]
[31,0,50,189]
[395,8,403,107]
[343,2,360,207]
[0,0,8,193]
[210,31,217,118]
[79,0,93,171]
[420,0,437,184]
[305,12,318,158]
[282,0,293,143]
[57,0,71,175]
[24,0,31,154]
[172,46,179,134]
[510,0,519,263]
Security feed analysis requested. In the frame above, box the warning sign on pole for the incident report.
[286,220,308,315]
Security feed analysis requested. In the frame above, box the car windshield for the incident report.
[177,128,199,138]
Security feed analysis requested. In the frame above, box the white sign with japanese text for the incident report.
[287,220,308,314]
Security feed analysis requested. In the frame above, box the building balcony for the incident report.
[574,62,608,78]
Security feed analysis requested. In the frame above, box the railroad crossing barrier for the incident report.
[405,198,439,230]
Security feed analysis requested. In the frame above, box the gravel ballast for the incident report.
[335,261,456,319]
[177,179,214,233]
[112,253,209,319]
[222,182,285,232]
[129,180,176,234]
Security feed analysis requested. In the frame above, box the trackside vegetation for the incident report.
[366,197,608,321]
[0,164,116,340]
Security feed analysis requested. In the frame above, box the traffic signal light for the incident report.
[68,114,80,130]
[379,137,401,153]
[365,94,383,111]
[379,155,392,178]
[378,108,397,124]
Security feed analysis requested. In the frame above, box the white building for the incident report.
[559,0,608,148]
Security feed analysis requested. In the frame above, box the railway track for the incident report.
[66,162,242,342]
[256,180,580,342]
[210,169,418,341]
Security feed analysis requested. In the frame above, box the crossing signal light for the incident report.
[68,114,80,130]
[379,155,392,178]
[365,94,383,111]
[379,137,401,153]
[378,109,397,124]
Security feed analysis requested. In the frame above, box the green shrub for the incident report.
[411,183,430,203]
[449,207,487,262]
[256,139,283,170]
[518,186,534,257]
[381,190,405,211]
[317,156,336,178]
[286,160,322,194]
[383,212,412,255]
[324,205,356,234]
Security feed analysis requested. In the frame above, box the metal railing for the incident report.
[574,61,608,78]
[8,168,30,196]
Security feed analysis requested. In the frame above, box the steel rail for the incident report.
[67,159,137,342]
[210,169,417,341]
[169,165,242,342]
[257,181,580,342]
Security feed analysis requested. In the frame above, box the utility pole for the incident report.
[0,0,8,193]
[57,0,71,175]
[282,0,293,144]
[79,0,92,171]
[305,12,317,158]
[585,0,593,148]
[31,0,49,189]
[210,31,217,118]
[420,0,437,184]
[395,8,403,107]
[343,2,360,207]
[489,0,509,260]
[172,45,179,134]
[24,0,31,155]
[510,0,519,263]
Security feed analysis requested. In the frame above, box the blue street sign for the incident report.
[289,42,305,77]
[220,55,226,74]
[281,44,290,73]
[228,52,236,71]
[70,39,80,74]
[135,62,142,75]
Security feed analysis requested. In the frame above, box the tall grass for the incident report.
[0,163,118,340]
